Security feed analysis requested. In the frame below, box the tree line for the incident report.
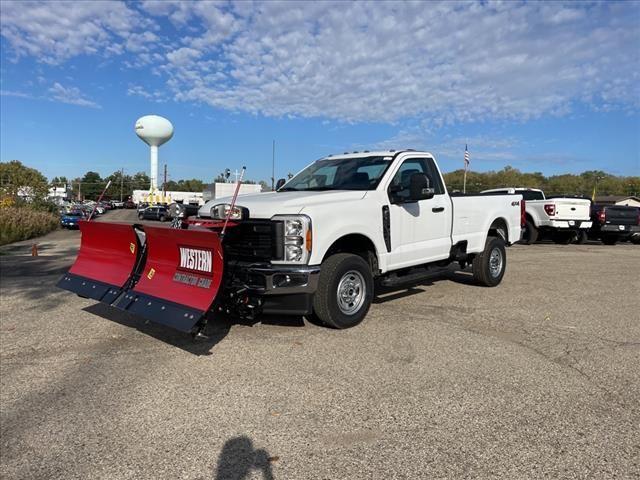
[2,160,638,203]
[443,166,639,197]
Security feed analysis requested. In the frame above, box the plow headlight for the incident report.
[272,215,312,264]
[210,204,248,220]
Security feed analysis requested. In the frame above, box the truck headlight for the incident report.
[272,215,312,264]
[210,204,248,220]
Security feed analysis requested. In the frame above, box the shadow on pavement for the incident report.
[214,436,276,480]
[83,304,306,355]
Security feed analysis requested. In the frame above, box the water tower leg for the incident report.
[150,145,158,191]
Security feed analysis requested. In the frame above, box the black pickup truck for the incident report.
[589,204,640,245]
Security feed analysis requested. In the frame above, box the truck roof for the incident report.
[481,187,544,194]
[323,149,434,160]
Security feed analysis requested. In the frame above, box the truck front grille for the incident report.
[223,220,283,262]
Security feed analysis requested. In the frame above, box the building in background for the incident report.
[47,186,72,204]
[595,196,640,207]
[203,182,263,203]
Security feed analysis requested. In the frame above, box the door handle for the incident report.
[432,207,445,213]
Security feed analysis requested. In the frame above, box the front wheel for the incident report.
[138,213,144,220]
[159,215,166,222]
[312,253,374,329]
[472,237,507,287]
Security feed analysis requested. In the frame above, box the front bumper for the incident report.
[548,220,592,229]
[226,263,321,316]
[228,262,321,295]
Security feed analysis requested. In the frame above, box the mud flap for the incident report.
[112,226,224,332]
[57,221,141,303]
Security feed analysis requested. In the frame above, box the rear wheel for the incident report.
[602,235,617,246]
[522,220,538,244]
[472,237,506,287]
[312,253,374,329]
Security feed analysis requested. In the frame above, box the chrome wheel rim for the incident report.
[489,247,503,278]
[337,270,366,315]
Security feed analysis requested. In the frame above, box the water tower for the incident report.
[134,115,174,192]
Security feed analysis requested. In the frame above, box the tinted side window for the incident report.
[521,190,544,201]
[389,158,444,201]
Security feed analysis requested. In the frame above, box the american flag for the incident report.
[464,144,470,169]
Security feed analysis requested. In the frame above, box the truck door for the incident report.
[386,157,452,268]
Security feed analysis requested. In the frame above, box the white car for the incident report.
[481,187,591,244]
[196,150,524,329]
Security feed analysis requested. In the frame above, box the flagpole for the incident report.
[463,143,468,194]
[463,166,467,194]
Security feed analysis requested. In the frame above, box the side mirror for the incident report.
[276,178,286,190]
[409,173,435,201]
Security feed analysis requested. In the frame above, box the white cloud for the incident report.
[48,83,100,108]
[2,1,639,125]
[126,84,165,102]
[0,0,152,64]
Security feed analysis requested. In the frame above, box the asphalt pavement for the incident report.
[1,210,638,479]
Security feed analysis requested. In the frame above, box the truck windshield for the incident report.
[280,156,391,191]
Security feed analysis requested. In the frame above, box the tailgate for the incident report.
[604,206,639,226]
[553,199,591,220]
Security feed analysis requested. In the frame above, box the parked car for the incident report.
[60,211,86,229]
[589,204,640,245]
[112,201,124,208]
[124,200,136,209]
[480,187,592,244]
[138,206,169,222]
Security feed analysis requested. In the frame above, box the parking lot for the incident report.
[1,215,639,479]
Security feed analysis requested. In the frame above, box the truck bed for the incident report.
[451,194,522,253]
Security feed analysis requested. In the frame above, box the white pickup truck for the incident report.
[195,150,524,329]
[480,187,592,244]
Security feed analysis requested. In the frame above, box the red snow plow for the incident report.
[57,220,227,333]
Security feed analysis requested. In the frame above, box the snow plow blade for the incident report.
[112,226,224,332]
[57,221,141,304]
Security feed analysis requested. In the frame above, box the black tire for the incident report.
[472,237,507,287]
[631,235,640,245]
[159,215,166,222]
[575,230,588,244]
[138,213,144,220]
[601,235,617,246]
[522,220,538,245]
[312,253,374,329]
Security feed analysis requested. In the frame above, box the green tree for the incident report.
[80,171,104,200]
[0,160,49,200]
[50,176,69,186]
[130,172,150,191]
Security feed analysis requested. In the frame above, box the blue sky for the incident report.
[1,0,639,184]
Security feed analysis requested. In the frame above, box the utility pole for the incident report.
[272,139,275,191]
[163,163,167,197]
[78,181,81,201]
[120,168,124,202]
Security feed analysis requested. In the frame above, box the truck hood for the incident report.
[199,190,368,219]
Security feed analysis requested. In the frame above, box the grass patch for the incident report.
[0,206,59,246]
